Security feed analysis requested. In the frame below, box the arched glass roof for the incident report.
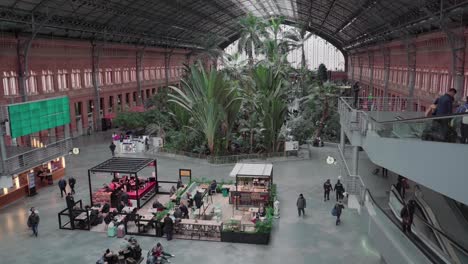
[0,0,467,51]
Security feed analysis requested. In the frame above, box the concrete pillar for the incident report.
[352,146,359,176]
[382,48,390,110]
[340,126,345,152]
[368,50,374,96]
[136,49,144,106]
[406,40,416,105]
[91,42,102,131]
[446,31,466,99]
[17,37,31,102]
[358,55,363,83]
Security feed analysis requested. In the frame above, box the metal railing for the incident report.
[389,186,468,263]
[4,137,72,174]
[155,148,298,164]
[340,96,422,112]
[339,97,468,144]
[336,144,366,204]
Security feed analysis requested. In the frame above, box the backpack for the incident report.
[331,207,337,216]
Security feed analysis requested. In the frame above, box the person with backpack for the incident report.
[58,178,67,198]
[296,194,306,217]
[333,201,345,225]
[109,142,116,157]
[68,177,76,194]
[400,200,416,233]
[323,179,333,201]
[456,96,468,144]
[334,180,345,201]
[27,207,40,237]
[432,88,457,142]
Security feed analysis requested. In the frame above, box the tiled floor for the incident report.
[0,131,383,264]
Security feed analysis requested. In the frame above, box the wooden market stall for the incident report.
[229,163,273,208]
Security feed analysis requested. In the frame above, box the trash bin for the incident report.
[222,188,229,197]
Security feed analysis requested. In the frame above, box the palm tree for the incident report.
[283,27,313,69]
[168,64,240,154]
[252,65,288,152]
[197,34,224,70]
[237,13,266,66]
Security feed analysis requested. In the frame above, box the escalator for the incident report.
[339,97,468,205]
[387,185,468,264]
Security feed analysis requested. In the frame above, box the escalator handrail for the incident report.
[390,185,468,256]
[376,112,468,125]
[365,188,444,264]
[339,96,468,125]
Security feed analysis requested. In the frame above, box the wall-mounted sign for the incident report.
[179,169,191,177]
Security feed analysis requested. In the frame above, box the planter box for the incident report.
[221,231,270,245]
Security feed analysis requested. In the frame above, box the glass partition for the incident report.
[373,114,468,144]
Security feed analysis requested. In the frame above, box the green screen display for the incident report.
[8,96,71,138]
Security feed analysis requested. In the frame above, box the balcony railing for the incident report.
[2,137,73,174]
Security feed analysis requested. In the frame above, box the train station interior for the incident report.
[0,1,468,264]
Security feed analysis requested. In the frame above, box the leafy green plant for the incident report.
[255,206,274,233]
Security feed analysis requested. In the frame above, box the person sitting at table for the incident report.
[186,193,194,208]
[173,207,183,220]
[258,204,266,217]
[169,185,177,196]
[210,180,217,195]
[126,208,139,225]
[152,199,166,211]
[251,213,260,224]
[194,191,203,209]
[120,191,129,206]
[103,249,118,264]
[117,201,125,213]
[177,179,183,189]
[179,202,189,219]
[152,242,174,262]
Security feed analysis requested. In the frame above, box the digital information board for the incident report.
[7,96,71,138]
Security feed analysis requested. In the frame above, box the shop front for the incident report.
[0,156,67,208]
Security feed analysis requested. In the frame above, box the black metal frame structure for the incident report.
[1,0,468,52]
[88,157,157,208]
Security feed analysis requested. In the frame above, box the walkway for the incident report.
[0,132,383,264]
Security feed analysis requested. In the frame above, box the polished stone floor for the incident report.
[0,132,383,264]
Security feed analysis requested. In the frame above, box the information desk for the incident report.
[174,219,222,240]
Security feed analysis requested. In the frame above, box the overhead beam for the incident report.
[333,0,377,34]
[320,0,337,28]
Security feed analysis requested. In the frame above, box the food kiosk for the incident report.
[229,163,273,208]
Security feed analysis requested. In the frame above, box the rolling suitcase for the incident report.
[107,223,117,237]
[117,224,125,238]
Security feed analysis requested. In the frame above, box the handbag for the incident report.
[331,207,337,216]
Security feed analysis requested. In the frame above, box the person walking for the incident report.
[163,214,174,241]
[66,192,75,229]
[68,177,76,194]
[27,207,40,237]
[352,82,360,108]
[334,201,345,225]
[323,179,333,201]
[109,142,116,157]
[58,178,67,198]
[296,194,306,217]
[334,180,345,201]
[456,96,468,144]
[400,200,416,233]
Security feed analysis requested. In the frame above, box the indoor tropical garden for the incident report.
[114,14,344,158]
